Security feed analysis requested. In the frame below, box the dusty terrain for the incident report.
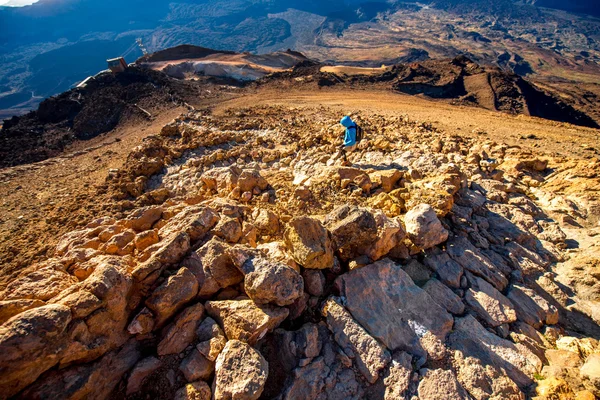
[0,74,599,399]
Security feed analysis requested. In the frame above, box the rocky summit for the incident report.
[0,96,600,400]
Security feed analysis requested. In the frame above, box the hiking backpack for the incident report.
[353,124,364,143]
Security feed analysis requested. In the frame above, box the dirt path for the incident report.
[215,89,600,160]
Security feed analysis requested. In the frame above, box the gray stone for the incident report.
[322,297,391,384]
[465,274,516,327]
[423,278,465,315]
[446,237,508,291]
[449,315,542,388]
[423,250,463,289]
[506,284,559,329]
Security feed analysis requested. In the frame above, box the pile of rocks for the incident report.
[1,106,599,400]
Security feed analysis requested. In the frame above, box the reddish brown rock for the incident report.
[404,204,448,250]
[126,356,162,395]
[0,304,72,398]
[145,267,199,327]
[205,300,288,345]
[180,349,214,382]
[2,260,78,301]
[322,297,391,384]
[18,340,140,400]
[158,303,205,356]
[0,299,45,325]
[242,257,304,306]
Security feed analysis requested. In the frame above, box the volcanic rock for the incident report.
[465,273,517,327]
[322,297,391,384]
[418,368,470,400]
[242,257,304,306]
[324,205,378,260]
[423,278,465,315]
[126,356,162,395]
[284,216,334,269]
[213,340,268,400]
[157,303,205,356]
[145,267,199,327]
[180,349,214,382]
[196,317,227,361]
[205,299,289,345]
[449,315,542,388]
[404,203,449,250]
[336,259,453,360]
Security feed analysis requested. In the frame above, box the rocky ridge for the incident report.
[0,105,599,399]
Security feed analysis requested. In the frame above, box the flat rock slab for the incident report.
[449,315,542,388]
[336,259,453,359]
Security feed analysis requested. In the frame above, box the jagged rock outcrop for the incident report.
[0,105,597,400]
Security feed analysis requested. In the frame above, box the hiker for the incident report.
[337,115,361,166]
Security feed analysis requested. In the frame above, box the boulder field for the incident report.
[0,106,599,399]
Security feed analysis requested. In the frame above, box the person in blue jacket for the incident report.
[338,115,357,166]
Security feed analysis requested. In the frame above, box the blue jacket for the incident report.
[340,116,357,147]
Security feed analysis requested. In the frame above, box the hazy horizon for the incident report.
[0,0,39,6]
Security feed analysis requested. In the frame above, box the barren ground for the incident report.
[1,86,599,289]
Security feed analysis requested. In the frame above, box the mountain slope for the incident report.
[1,0,599,119]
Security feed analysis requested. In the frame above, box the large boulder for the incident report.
[0,304,73,398]
[145,267,199,328]
[205,300,289,345]
[322,297,391,384]
[284,217,334,270]
[449,315,542,388]
[242,257,304,306]
[324,205,378,260]
[195,238,247,295]
[365,211,406,261]
[404,203,448,250]
[213,340,269,400]
[336,259,453,360]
